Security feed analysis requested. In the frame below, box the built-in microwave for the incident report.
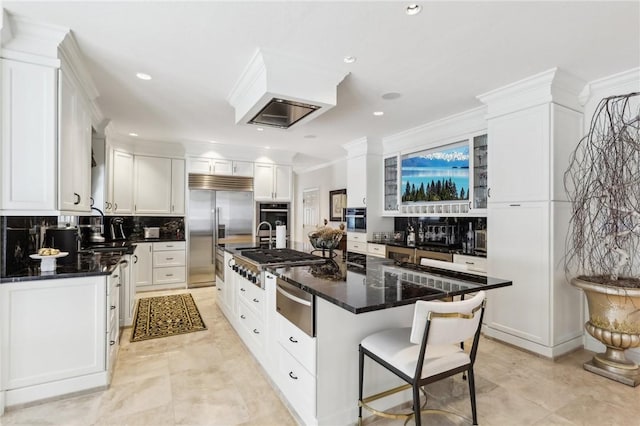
[345,208,366,233]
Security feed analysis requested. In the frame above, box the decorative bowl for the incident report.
[308,229,343,250]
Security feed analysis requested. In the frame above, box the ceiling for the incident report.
[3,1,639,167]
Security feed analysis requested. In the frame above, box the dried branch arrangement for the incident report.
[564,92,640,287]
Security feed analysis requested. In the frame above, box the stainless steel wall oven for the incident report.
[256,202,290,241]
[345,208,366,233]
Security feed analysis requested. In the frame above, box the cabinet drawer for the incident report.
[278,314,316,374]
[153,250,186,267]
[453,254,487,273]
[153,241,186,251]
[237,278,264,317]
[277,345,316,420]
[367,243,386,258]
[238,301,265,349]
[347,240,367,253]
[347,232,366,242]
[152,266,186,284]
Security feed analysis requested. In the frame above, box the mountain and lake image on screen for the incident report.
[401,143,469,203]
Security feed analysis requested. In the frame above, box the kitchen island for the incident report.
[222,243,511,425]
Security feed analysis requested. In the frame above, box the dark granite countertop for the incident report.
[265,246,509,314]
[372,240,487,258]
[0,251,128,283]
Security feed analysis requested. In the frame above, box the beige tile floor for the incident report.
[1,287,639,426]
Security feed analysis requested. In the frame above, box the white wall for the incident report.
[292,159,347,241]
[579,67,640,363]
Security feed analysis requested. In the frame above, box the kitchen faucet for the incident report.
[257,221,273,249]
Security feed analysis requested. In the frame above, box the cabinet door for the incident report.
[188,158,212,174]
[58,68,77,211]
[1,60,58,211]
[1,277,106,390]
[347,155,367,207]
[112,150,134,214]
[254,163,275,200]
[485,202,550,345]
[488,105,550,203]
[212,159,233,175]
[76,102,92,212]
[134,156,172,214]
[382,154,399,214]
[171,159,185,215]
[470,134,488,212]
[133,243,153,287]
[274,165,291,201]
[233,160,254,177]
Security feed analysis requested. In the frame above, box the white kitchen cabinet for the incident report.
[382,154,400,215]
[254,163,292,201]
[133,243,153,288]
[0,59,57,212]
[118,255,134,327]
[58,64,92,213]
[106,269,120,384]
[347,155,367,208]
[134,155,172,214]
[232,160,254,177]
[0,276,107,406]
[170,159,185,215]
[109,149,134,214]
[479,71,584,357]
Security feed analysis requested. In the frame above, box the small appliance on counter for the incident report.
[143,227,160,239]
[109,217,127,240]
[44,226,79,265]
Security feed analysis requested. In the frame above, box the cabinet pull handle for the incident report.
[469,201,472,209]
[253,329,260,334]
[228,258,234,267]
[133,255,138,264]
[114,203,118,211]
[116,284,121,287]
[74,193,81,205]
[240,288,246,292]
[110,305,116,310]
[110,340,116,346]
[288,372,298,380]
[289,336,298,343]
[252,298,259,303]
[465,261,475,265]
[166,257,174,260]
[217,287,222,291]
[240,314,246,319]
[166,245,174,247]
[165,273,174,277]
[509,204,521,207]
[488,188,491,198]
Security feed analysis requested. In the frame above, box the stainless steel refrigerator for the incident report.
[188,190,254,288]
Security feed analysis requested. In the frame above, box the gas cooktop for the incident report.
[240,248,325,267]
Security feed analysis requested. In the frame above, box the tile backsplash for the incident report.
[1,216,58,276]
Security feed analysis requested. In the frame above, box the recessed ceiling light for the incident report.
[265,146,271,150]
[256,127,264,132]
[136,72,152,80]
[373,111,384,116]
[343,56,357,64]
[406,4,422,16]
[209,140,217,144]
[381,92,402,100]
[128,132,138,137]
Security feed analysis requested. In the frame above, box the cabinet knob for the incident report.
[362,197,366,205]
[110,340,116,346]
[240,288,246,292]
[133,255,138,264]
[110,305,116,310]
[114,203,118,211]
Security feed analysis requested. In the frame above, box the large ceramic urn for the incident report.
[571,277,640,387]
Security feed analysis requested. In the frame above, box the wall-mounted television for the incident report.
[401,141,469,203]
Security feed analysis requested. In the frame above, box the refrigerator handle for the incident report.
[213,207,220,264]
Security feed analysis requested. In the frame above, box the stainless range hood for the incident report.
[228,49,349,130]
[248,98,320,129]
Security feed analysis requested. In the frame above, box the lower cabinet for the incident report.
[0,275,116,408]
[135,241,186,291]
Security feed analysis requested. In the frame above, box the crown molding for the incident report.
[579,67,640,105]
[477,67,585,119]
[0,10,67,65]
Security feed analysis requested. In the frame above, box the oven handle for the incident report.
[276,285,312,307]
[345,214,366,218]
[260,209,289,212]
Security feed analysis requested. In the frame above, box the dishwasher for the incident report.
[276,278,315,337]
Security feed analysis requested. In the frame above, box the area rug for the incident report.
[130,293,207,342]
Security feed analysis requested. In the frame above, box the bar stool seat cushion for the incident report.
[360,327,469,379]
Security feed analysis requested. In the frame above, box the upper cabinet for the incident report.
[382,154,400,214]
[109,149,134,214]
[134,156,172,215]
[471,134,488,210]
[58,63,92,213]
[170,159,185,215]
[0,59,58,212]
[347,155,367,208]
[254,163,292,201]
[188,158,254,177]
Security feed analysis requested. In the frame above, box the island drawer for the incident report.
[347,240,367,254]
[237,301,265,349]
[347,232,366,243]
[367,243,386,258]
[277,314,316,375]
[153,250,186,267]
[277,345,316,421]
[453,254,487,273]
[153,241,186,251]
[237,278,264,317]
